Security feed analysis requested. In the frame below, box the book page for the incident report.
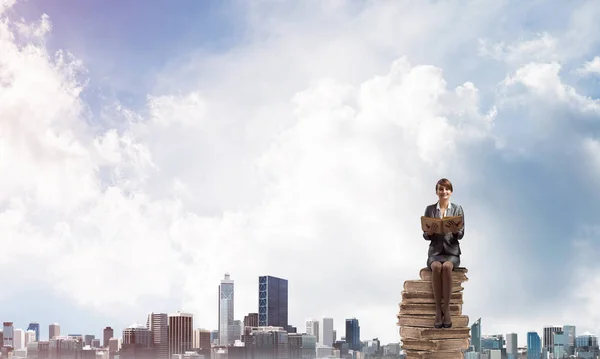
[421,216,443,235]
[442,216,464,233]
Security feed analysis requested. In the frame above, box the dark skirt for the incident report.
[427,254,460,270]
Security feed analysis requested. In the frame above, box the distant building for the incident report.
[542,325,561,354]
[345,318,360,351]
[103,327,114,348]
[49,324,60,340]
[319,318,334,347]
[147,313,169,359]
[527,331,541,359]
[168,311,193,358]
[27,323,40,342]
[305,319,319,344]
[506,333,517,358]
[3,322,14,347]
[219,273,235,346]
[258,275,288,328]
[471,318,481,352]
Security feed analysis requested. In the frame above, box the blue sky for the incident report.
[1,0,600,348]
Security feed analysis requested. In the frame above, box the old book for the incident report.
[403,350,464,359]
[396,314,469,328]
[402,338,470,351]
[404,280,463,293]
[400,326,470,340]
[421,215,463,234]
[401,291,463,304]
[399,303,462,316]
[419,268,469,282]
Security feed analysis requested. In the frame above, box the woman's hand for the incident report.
[427,223,438,236]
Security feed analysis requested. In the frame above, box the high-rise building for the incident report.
[506,333,517,358]
[13,329,25,350]
[345,318,360,351]
[27,323,40,342]
[84,335,95,346]
[563,325,576,355]
[122,325,152,347]
[306,319,320,344]
[471,318,481,352]
[3,322,14,347]
[244,313,259,328]
[49,324,60,340]
[103,327,114,348]
[219,273,235,346]
[193,329,211,350]
[25,330,36,346]
[258,275,288,328]
[147,313,168,359]
[543,325,561,354]
[527,331,541,359]
[168,311,193,358]
[320,318,334,347]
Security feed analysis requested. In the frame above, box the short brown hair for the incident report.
[436,178,453,192]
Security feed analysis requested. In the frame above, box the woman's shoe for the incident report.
[442,311,452,328]
[434,312,443,328]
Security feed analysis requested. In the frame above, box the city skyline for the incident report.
[2,0,600,349]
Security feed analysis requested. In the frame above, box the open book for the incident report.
[421,216,464,235]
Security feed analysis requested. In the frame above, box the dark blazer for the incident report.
[423,202,465,257]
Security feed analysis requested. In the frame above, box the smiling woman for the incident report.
[422,178,465,329]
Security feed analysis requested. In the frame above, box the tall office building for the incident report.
[168,311,193,358]
[103,327,114,348]
[543,326,562,354]
[27,323,40,342]
[471,318,481,352]
[527,331,541,359]
[320,318,334,347]
[193,329,211,350]
[25,330,36,345]
[258,275,288,328]
[219,273,235,346]
[3,322,14,347]
[244,313,259,328]
[122,325,152,347]
[506,333,517,358]
[13,329,25,350]
[345,318,360,351]
[306,319,320,343]
[147,313,169,359]
[49,323,60,340]
[563,325,576,355]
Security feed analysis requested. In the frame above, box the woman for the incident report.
[422,178,465,329]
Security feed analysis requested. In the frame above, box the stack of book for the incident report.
[396,267,471,359]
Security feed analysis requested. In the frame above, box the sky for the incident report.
[1,0,600,348]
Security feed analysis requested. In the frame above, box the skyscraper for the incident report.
[27,323,40,342]
[543,326,562,354]
[103,327,114,348]
[147,313,169,359]
[219,273,235,346]
[345,318,360,351]
[258,275,288,328]
[3,322,14,347]
[471,318,481,352]
[168,311,193,358]
[527,331,541,359]
[563,325,576,355]
[506,333,517,358]
[320,318,334,347]
[306,319,320,343]
[49,323,60,340]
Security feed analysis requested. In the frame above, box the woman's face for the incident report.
[436,185,452,201]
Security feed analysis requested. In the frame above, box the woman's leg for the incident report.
[442,261,454,325]
[430,261,443,326]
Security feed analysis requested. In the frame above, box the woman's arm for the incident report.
[454,205,465,240]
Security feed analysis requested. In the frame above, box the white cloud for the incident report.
[577,56,600,76]
[2,0,600,346]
